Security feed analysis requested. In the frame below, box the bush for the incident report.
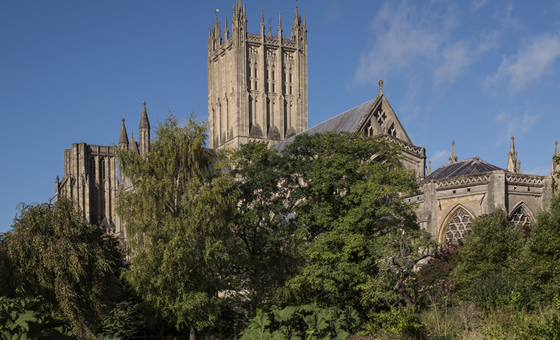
[240,304,361,339]
[365,305,425,339]
[0,296,75,339]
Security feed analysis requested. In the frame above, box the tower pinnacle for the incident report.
[118,117,129,148]
[449,141,458,164]
[507,136,519,173]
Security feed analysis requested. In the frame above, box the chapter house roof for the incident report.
[426,157,505,181]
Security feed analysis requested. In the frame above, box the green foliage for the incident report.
[518,195,560,306]
[0,200,123,339]
[100,300,142,339]
[450,209,524,310]
[224,142,304,318]
[240,304,361,339]
[366,305,425,339]
[117,114,237,333]
[282,132,436,314]
[0,296,75,339]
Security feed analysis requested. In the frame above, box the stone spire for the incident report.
[118,117,129,149]
[449,141,458,164]
[291,4,301,38]
[278,12,283,38]
[260,8,265,35]
[139,101,150,154]
[507,136,519,173]
[129,131,139,154]
[224,14,229,39]
[214,14,222,43]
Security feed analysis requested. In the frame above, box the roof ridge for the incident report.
[308,98,375,131]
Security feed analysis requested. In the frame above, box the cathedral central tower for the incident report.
[208,1,308,149]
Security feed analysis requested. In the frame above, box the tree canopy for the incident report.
[116,114,237,334]
[0,199,123,339]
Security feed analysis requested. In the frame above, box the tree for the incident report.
[224,142,304,320]
[450,209,524,310]
[280,132,435,317]
[518,195,560,306]
[116,114,237,336]
[0,199,124,339]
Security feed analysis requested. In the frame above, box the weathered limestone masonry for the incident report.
[56,101,151,242]
[56,143,118,230]
[406,137,555,244]
[208,1,308,149]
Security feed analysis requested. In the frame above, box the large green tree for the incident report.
[116,114,237,335]
[449,209,524,310]
[518,195,560,306]
[279,132,435,317]
[0,199,123,339]
[224,142,304,320]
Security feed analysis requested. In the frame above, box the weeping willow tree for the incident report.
[1,199,123,339]
[116,114,237,335]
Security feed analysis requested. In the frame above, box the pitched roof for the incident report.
[272,99,375,151]
[426,157,505,180]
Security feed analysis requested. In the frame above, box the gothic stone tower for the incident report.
[56,101,151,242]
[208,1,308,149]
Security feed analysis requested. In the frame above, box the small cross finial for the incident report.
[378,80,384,94]
[142,100,146,107]
[215,8,219,17]
[122,117,125,123]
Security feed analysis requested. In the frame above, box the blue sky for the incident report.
[1,0,560,232]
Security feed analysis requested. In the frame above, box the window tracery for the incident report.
[388,123,397,137]
[510,205,532,231]
[444,208,473,244]
[374,109,387,125]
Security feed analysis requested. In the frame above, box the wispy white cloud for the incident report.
[355,2,453,83]
[471,0,488,12]
[494,111,541,142]
[434,41,472,84]
[484,34,560,94]
[355,1,502,86]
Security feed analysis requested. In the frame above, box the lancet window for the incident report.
[388,123,397,137]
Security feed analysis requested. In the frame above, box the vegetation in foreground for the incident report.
[1,114,559,339]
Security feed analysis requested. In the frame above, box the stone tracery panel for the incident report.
[442,206,473,244]
[509,204,533,231]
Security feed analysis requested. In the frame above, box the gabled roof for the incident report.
[273,89,413,152]
[272,99,375,151]
[426,157,505,181]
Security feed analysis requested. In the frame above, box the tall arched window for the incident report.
[442,206,473,244]
[510,204,533,231]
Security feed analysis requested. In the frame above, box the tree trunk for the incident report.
[189,325,196,340]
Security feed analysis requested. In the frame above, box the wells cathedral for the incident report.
[56,1,558,246]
